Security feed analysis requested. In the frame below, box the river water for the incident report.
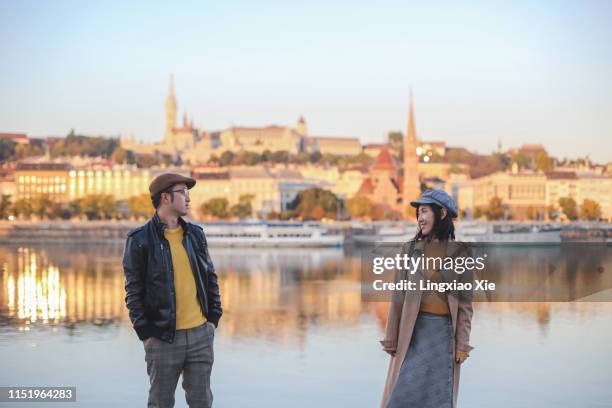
[0,242,611,407]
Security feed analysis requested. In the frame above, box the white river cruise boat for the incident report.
[197,221,345,247]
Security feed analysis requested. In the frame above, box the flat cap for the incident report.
[149,173,196,197]
[410,189,458,218]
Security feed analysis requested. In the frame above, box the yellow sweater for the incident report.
[419,241,450,316]
[164,226,206,329]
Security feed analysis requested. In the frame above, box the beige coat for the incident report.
[379,240,474,408]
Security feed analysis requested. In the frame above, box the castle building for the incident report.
[121,76,208,160]
[218,125,302,154]
[121,77,364,163]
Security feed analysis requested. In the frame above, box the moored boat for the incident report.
[197,221,344,247]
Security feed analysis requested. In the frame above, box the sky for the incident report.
[1,0,611,163]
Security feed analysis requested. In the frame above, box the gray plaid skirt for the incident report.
[387,312,454,408]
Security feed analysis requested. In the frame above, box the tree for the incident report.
[444,147,505,178]
[346,153,374,167]
[535,151,552,172]
[111,147,135,164]
[219,151,235,167]
[309,151,322,163]
[15,143,44,159]
[346,195,372,219]
[230,194,254,219]
[387,131,403,161]
[294,152,310,164]
[200,198,230,219]
[270,150,290,164]
[128,193,155,219]
[266,211,280,220]
[49,202,71,220]
[135,153,155,168]
[0,194,12,219]
[485,197,505,220]
[288,187,339,220]
[81,194,116,220]
[370,203,401,221]
[558,197,578,221]
[231,151,260,166]
[243,152,261,166]
[579,199,601,221]
[546,204,557,221]
[49,130,119,158]
[526,206,538,221]
[69,198,84,218]
[98,194,117,219]
[0,139,16,162]
[12,199,32,219]
[511,153,531,170]
[31,194,53,219]
[310,204,325,220]
[279,210,297,220]
[474,206,484,220]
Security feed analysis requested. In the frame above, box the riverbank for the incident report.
[0,220,141,243]
[0,220,610,244]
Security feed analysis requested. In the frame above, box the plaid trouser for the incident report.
[144,322,215,408]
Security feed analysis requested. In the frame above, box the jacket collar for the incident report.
[152,211,190,236]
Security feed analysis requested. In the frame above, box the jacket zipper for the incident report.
[160,242,176,323]
[185,232,209,318]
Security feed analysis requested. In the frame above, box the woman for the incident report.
[380,189,474,408]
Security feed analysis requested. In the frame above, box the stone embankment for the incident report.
[0,221,142,243]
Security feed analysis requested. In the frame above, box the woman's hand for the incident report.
[455,350,469,364]
[380,340,396,356]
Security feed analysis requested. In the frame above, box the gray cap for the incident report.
[410,189,458,218]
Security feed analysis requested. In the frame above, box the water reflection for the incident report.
[213,248,363,345]
[0,244,125,328]
[1,243,609,336]
[0,243,610,407]
[0,244,368,339]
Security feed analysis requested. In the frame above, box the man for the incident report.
[123,173,222,408]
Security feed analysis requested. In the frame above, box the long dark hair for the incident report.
[414,203,455,241]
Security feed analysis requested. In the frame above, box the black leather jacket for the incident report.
[122,212,222,343]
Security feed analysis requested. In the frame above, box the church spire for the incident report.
[407,90,417,144]
[402,90,421,218]
[168,74,175,98]
[164,74,177,144]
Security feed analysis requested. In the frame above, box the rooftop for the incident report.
[16,162,72,171]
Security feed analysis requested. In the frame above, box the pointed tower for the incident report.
[402,91,421,218]
[165,74,177,144]
[296,116,307,135]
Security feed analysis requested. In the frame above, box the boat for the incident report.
[352,221,564,244]
[457,223,562,243]
[352,223,418,245]
[197,221,345,247]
